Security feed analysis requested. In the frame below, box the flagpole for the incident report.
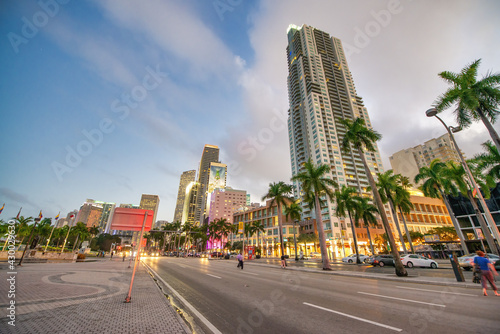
[44,216,58,252]
[61,215,75,254]
[125,211,148,303]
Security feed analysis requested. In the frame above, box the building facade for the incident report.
[208,188,247,224]
[194,145,220,224]
[76,200,103,228]
[389,133,462,184]
[173,170,196,223]
[139,194,160,224]
[286,24,384,245]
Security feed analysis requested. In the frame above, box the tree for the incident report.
[428,227,458,242]
[296,233,319,257]
[340,117,407,276]
[252,221,266,255]
[70,222,90,250]
[374,170,407,254]
[442,160,499,255]
[284,201,302,261]
[434,59,500,153]
[334,186,362,263]
[394,175,415,254]
[262,181,293,259]
[473,140,500,182]
[291,159,337,270]
[15,216,33,250]
[354,196,379,256]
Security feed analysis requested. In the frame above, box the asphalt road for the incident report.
[143,257,500,334]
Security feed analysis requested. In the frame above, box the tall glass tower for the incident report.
[287,24,385,240]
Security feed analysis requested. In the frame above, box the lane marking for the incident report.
[207,274,221,279]
[358,291,446,307]
[303,302,402,332]
[142,262,223,334]
[395,286,476,297]
[177,264,187,268]
[243,272,259,276]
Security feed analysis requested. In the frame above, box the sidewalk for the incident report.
[0,258,190,334]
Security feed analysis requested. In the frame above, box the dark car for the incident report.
[370,254,395,267]
[211,252,224,258]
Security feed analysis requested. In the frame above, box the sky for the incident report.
[1,0,500,223]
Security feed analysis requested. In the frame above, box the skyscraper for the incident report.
[287,24,384,242]
[173,170,196,222]
[139,194,160,224]
[194,145,220,224]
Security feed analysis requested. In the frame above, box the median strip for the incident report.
[303,302,402,332]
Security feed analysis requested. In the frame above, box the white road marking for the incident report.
[396,286,476,296]
[243,272,259,276]
[142,262,223,334]
[303,302,402,332]
[358,291,446,307]
[207,274,221,279]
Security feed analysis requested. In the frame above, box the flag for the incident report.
[472,188,477,198]
[38,210,43,219]
[16,207,22,220]
[0,203,4,214]
[55,212,60,220]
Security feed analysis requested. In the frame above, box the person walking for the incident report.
[237,252,244,270]
[280,254,287,268]
[111,251,114,259]
[473,250,499,296]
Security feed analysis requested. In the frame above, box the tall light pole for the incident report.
[426,108,500,255]
[60,214,75,254]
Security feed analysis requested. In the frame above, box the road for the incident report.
[143,257,500,334]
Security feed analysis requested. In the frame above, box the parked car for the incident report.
[342,254,369,263]
[458,253,500,270]
[400,254,438,269]
[308,252,321,259]
[369,254,395,267]
[211,251,224,258]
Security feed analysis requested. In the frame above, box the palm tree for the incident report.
[252,221,266,257]
[340,117,407,276]
[442,160,499,255]
[473,141,500,182]
[291,159,337,270]
[262,181,293,259]
[393,174,416,254]
[354,197,379,256]
[335,186,362,264]
[284,201,302,261]
[434,59,500,153]
[15,216,33,250]
[182,221,194,256]
[70,222,90,251]
[415,159,469,253]
[297,233,318,257]
[374,170,408,254]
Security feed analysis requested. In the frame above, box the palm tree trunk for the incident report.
[357,147,407,276]
[17,237,25,251]
[478,108,500,154]
[467,190,499,255]
[277,203,285,258]
[365,224,375,256]
[388,200,407,254]
[314,195,331,270]
[398,206,415,253]
[347,212,361,264]
[437,189,468,254]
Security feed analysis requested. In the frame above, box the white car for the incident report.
[342,254,369,263]
[308,252,321,258]
[401,254,438,269]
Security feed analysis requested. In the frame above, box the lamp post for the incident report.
[426,108,500,255]
[60,214,75,254]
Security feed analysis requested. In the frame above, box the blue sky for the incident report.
[1,0,500,223]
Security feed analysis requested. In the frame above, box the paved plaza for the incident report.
[0,258,190,334]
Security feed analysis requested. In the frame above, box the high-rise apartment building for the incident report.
[139,194,160,224]
[287,24,384,243]
[194,145,220,224]
[173,170,196,222]
[208,188,247,224]
[389,133,462,184]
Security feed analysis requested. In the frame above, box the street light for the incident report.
[426,108,500,255]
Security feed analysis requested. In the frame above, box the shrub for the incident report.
[77,253,86,260]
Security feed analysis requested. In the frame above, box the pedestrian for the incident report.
[281,254,287,268]
[237,252,244,270]
[473,250,499,296]
[299,250,304,260]
[122,252,126,262]
[111,251,114,259]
